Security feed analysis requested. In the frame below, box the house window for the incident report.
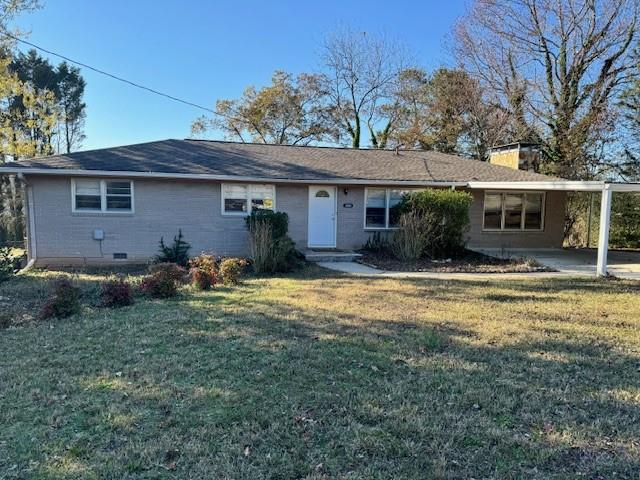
[483,192,544,231]
[222,183,275,215]
[74,179,101,210]
[72,179,134,213]
[105,181,132,211]
[364,188,421,229]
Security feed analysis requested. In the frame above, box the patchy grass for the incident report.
[1,266,639,478]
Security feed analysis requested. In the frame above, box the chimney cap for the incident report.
[490,142,539,152]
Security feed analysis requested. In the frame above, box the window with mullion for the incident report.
[222,184,275,215]
[365,188,422,229]
[483,192,544,231]
[73,179,133,213]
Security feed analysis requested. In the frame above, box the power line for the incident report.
[0,31,217,115]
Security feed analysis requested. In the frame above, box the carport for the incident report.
[468,180,640,277]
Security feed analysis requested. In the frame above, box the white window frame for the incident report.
[220,183,276,216]
[482,191,545,232]
[363,187,422,230]
[71,178,135,214]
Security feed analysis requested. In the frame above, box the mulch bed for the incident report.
[356,249,556,273]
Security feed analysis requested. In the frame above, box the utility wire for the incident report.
[0,30,217,115]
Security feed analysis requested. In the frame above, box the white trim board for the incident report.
[26,185,37,261]
[468,181,640,192]
[3,166,639,192]
[0,167,468,188]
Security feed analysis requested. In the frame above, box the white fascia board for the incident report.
[606,182,640,192]
[0,166,468,187]
[467,181,606,191]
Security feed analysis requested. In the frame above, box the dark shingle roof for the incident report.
[7,139,558,183]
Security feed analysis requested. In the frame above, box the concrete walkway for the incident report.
[474,248,640,280]
[317,261,584,280]
[319,248,640,280]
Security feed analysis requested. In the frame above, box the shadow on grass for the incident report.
[1,266,639,478]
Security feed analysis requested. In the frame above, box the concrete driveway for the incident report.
[478,248,640,280]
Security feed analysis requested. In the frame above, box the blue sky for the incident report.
[13,0,465,151]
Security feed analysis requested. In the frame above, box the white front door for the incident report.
[308,186,337,248]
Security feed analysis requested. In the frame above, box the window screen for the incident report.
[483,192,544,231]
[223,184,248,213]
[524,193,543,230]
[365,189,387,228]
[222,184,275,214]
[105,181,132,211]
[75,179,102,210]
[503,194,524,230]
[483,193,502,229]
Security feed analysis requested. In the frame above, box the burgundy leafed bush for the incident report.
[100,278,134,308]
[218,257,247,285]
[148,263,188,284]
[188,254,217,290]
[39,278,81,319]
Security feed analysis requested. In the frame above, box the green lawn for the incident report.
[1,267,639,479]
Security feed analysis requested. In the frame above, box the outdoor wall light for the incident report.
[343,188,349,195]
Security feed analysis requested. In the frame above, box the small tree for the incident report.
[155,229,191,267]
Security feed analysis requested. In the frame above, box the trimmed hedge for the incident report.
[245,210,289,239]
[397,189,472,258]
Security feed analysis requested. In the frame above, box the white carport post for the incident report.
[596,184,612,277]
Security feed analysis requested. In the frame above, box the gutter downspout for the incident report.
[17,173,37,265]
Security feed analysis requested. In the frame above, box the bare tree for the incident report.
[321,27,408,148]
[454,0,638,179]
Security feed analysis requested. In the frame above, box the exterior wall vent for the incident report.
[113,253,127,260]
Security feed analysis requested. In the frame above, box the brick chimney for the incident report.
[489,142,540,172]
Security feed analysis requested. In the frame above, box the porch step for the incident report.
[304,250,362,263]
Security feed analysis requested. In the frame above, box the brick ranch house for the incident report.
[1,139,636,275]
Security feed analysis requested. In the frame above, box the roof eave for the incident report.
[0,166,468,187]
[467,180,609,191]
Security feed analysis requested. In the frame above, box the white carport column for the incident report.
[596,185,613,277]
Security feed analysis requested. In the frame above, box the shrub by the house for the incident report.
[390,212,427,261]
[363,231,389,252]
[140,263,187,298]
[39,278,81,319]
[149,263,188,284]
[100,278,134,308]
[0,247,17,283]
[189,254,217,290]
[246,210,300,274]
[155,229,191,267]
[218,257,247,285]
[396,189,472,258]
